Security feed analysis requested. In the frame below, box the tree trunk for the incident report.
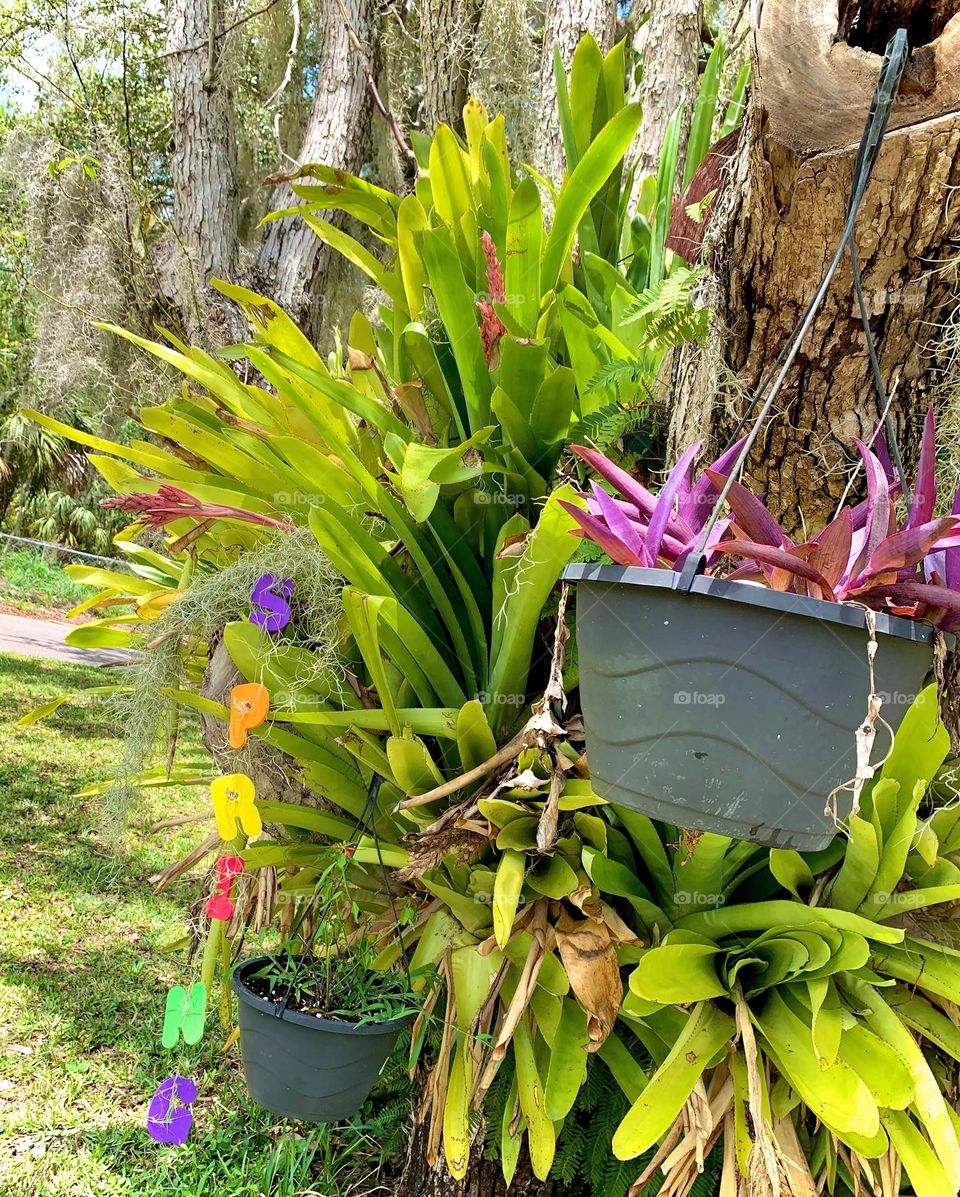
[668,0,960,536]
[535,0,617,187]
[163,0,243,345]
[256,0,373,341]
[468,0,538,165]
[627,0,702,199]
[420,0,483,131]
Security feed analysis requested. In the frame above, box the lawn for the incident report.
[0,551,93,616]
[0,653,396,1197]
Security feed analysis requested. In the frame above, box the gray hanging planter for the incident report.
[232,957,408,1122]
[564,563,939,852]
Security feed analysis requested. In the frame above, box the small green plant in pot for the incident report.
[232,847,420,1123]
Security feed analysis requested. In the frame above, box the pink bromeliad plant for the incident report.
[562,407,960,631]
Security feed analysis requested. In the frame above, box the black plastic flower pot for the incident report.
[232,956,408,1122]
[564,563,941,852]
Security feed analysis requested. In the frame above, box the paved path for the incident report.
[0,612,134,666]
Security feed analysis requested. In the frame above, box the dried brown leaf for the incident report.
[497,532,529,557]
[773,1118,819,1197]
[554,910,622,1049]
[536,767,563,852]
[601,902,644,946]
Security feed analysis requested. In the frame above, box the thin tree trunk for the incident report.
[256,0,373,340]
[627,0,702,203]
[535,0,616,187]
[163,0,243,345]
[668,0,960,536]
[420,0,483,131]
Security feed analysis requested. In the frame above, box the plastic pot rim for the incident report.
[231,955,412,1036]
[562,562,944,646]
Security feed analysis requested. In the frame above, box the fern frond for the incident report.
[571,399,652,450]
[621,265,710,354]
[587,361,651,396]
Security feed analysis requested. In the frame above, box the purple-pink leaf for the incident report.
[641,524,691,564]
[570,445,659,519]
[558,500,647,567]
[722,539,835,600]
[808,509,854,589]
[906,406,937,530]
[674,517,734,572]
[571,443,694,542]
[647,440,703,565]
[872,426,896,483]
[850,440,891,578]
[664,437,703,534]
[703,469,790,549]
[939,488,960,591]
[865,581,960,623]
[683,436,747,531]
[725,560,765,581]
[856,517,960,583]
[589,482,651,565]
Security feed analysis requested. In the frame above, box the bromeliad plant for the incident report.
[23,37,960,1197]
[270,34,710,426]
[564,407,960,630]
[22,39,706,1187]
[610,687,960,1197]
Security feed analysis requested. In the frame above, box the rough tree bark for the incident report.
[163,0,244,345]
[627,0,703,200]
[420,0,485,131]
[668,0,960,536]
[256,0,373,341]
[535,0,617,186]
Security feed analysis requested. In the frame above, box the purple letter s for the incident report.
[249,573,294,633]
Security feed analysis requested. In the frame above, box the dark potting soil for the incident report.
[243,965,355,1020]
[242,957,412,1023]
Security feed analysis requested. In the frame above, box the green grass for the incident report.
[0,550,93,613]
[0,654,399,1197]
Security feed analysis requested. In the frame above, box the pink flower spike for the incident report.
[102,485,288,531]
[481,232,506,304]
[477,301,506,363]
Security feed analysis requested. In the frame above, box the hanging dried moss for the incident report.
[100,530,344,832]
[469,0,538,163]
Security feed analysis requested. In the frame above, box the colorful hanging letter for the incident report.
[147,1075,197,1145]
[211,773,262,841]
[249,573,294,633]
[161,983,207,1049]
[228,682,270,750]
[205,854,245,921]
